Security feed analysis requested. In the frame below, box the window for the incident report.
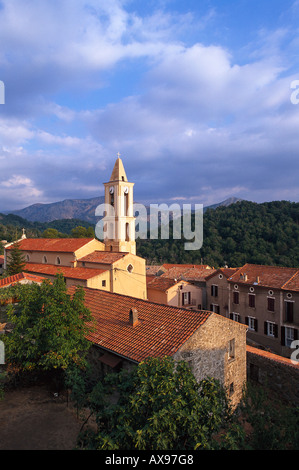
[264,321,278,338]
[228,338,235,360]
[211,285,218,297]
[210,304,220,314]
[285,301,294,323]
[182,292,191,306]
[246,316,258,332]
[229,382,234,396]
[56,257,61,265]
[267,297,275,312]
[26,254,30,262]
[285,327,295,347]
[233,291,239,304]
[102,280,106,287]
[230,312,241,323]
[43,256,47,264]
[248,294,255,308]
[127,264,133,273]
[281,327,298,347]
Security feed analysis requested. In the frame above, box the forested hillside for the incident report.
[1,200,299,268]
[137,200,299,268]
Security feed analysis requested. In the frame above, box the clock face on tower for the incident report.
[124,186,129,194]
[109,186,114,194]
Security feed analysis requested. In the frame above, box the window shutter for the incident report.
[245,317,249,325]
[254,319,258,332]
[274,324,278,338]
[294,329,298,341]
[264,322,268,335]
[182,293,185,306]
[281,327,286,346]
[229,313,233,320]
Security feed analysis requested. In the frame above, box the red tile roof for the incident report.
[146,275,185,292]
[6,238,95,253]
[25,263,107,280]
[205,267,239,280]
[282,271,299,292]
[162,264,211,270]
[0,272,46,288]
[228,264,299,290]
[161,266,216,281]
[78,251,127,264]
[68,286,212,363]
[247,345,299,369]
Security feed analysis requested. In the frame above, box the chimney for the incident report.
[129,308,138,327]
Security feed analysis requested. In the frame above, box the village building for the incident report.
[206,264,299,358]
[68,285,247,408]
[146,275,203,309]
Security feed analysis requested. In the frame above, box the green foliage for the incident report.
[239,382,299,450]
[76,357,234,451]
[6,242,26,276]
[2,274,93,373]
[137,200,299,267]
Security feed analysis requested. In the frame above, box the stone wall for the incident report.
[247,345,299,405]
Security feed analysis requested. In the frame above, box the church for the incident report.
[4,156,147,300]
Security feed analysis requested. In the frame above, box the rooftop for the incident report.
[6,238,96,253]
[228,264,299,290]
[78,251,128,264]
[25,263,107,280]
[68,286,212,363]
[146,275,185,292]
[0,272,46,288]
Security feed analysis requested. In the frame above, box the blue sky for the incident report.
[0,0,299,211]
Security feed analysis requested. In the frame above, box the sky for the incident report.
[1,0,299,211]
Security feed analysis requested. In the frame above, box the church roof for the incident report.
[68,286,212,363]
[25,263,107,280]
[109,157,128,182]
[6,238,95,253]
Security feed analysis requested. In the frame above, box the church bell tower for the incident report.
[103,155,136,255]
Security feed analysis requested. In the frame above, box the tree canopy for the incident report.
[2,274,93,373]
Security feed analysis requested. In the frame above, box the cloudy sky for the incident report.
[1,0,299,211]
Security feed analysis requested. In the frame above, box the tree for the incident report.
[73,356,237,450]
[6,242,26,276]
[42,228,59,238]
[3,274,93,374]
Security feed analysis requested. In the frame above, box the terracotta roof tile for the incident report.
[161,266,216,281]
[228,264,299,289]
[6,238,96,253]
[247,345,299,369]
[205,267,239,280]
[78,251,127,264]
[146,275,184,292]
[0,272,46,288]
[282,271,299,292]
[68,286,212,363]
[25,263,107,280]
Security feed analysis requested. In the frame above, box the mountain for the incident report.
[3,197,105,223]
[2,196,243,223]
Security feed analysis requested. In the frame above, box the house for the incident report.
[160,265,217,309]
[228,264,299,358]
[3,156,147,300]
[206,267,239,316]
[206,263,299,358]
[146,275,203,309]
[68,286,248,407]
